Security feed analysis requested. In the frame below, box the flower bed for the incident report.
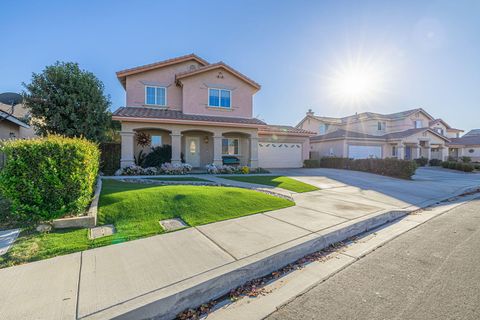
[205,164,269,174]
[115,163,192,176]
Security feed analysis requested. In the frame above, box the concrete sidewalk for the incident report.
[1,171,479,320]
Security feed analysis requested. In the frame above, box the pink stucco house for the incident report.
[112,54,314,169]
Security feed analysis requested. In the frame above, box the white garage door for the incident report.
[348,145,382,159]
[258,142,303,168]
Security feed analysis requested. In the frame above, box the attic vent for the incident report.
[189,65,196,71]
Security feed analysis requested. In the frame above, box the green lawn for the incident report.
[146,177,211,182]
[219,175,319,193]
[0,180,293,268]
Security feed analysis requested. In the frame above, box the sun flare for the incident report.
[327,58,387,107]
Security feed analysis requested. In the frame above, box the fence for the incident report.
[99,142,121,175]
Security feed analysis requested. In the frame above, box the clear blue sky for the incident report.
[1,0,479,132]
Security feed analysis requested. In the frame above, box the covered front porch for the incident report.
[119,122,259,169]
[386,140,447,161]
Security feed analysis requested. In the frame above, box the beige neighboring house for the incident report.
[112,54,314,169]
[448,129,480,162]
[297,108,465,161]
[0,102,36,139]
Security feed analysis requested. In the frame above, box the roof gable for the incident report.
[175,62,261,91]
[116,54,209,88]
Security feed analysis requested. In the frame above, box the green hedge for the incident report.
[0,136,100,222]
[441,161,474,172]
[304,157,418,179]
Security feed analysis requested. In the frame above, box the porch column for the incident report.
[213,135,223,166]
[427,147,432,161]
[120,131,135,168]
[249,135,259,168]
[397,144,404,160]
[170,130,182,165]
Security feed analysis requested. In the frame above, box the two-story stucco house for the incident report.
[112,54,314,169]
[297,108,464,161]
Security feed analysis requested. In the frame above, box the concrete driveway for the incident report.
[270,167,480,207]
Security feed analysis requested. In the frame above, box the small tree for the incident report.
[23,61,111,142]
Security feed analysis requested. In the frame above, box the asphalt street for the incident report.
[268,197,480,320]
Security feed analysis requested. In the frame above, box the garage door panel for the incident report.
[258,142,303,168]
[348,145,382,159]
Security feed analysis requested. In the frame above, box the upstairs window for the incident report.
[435,128,444,135]
[145,86,166,106]
[209,88,231,108]
[414,120,423,128]
[319,123,329,135]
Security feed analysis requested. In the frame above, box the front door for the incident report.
[405,146,412,160]
[185,137,200,167]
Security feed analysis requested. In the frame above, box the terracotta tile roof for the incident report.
[304,108,434,126]
[311,129,383,141]
[464,129,480,136]
[112,107,266,126]
[259,125,315,136]
[175,62,261,90]
[116,54,209,88]
[311,128,450,142]
[449,135,480,146]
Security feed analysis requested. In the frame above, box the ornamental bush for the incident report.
[429,159,443,166]
[414,157,429,167]
[304,157,418,179]
[0,136,100,222]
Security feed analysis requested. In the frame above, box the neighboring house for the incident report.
[297,108,464,161]
[0,102,35,139]
[112,54,314,169]
[449,130,480,161]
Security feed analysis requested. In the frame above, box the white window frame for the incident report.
[145,86,167,106]
[414,120,423,128]
[222,137,240,155]
[208,88,232,108]
[151,135,162,147]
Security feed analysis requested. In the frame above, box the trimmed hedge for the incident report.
[429,159,443,166]
[414,157,428,167]
[304,157,418,179]
[0,136,100,222]
[441,161,474,172]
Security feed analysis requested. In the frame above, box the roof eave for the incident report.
[111,115,264,129]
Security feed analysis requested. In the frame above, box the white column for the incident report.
[170,130,182,165]
[213,135,223,166]
[249,136,259,168]
[120,131,135,168]
[427,146,432,161]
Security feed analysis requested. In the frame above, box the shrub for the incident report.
[414,157,428,167]
[143,145,172,167]
[461,156,472,163]
[303,159,321,168]
[429,159,443,166]
[0,136,99,222]
[241,166,250,174]
[441,161,475,172]
[313,157,417,179]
